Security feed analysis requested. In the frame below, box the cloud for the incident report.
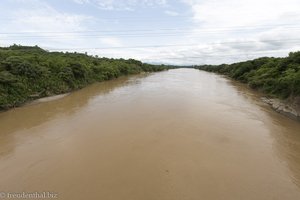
[0,0,94,48]
[182,0,300,27]
[142,0,300,65]
[98,37,122,47]
[164,10,179,16]
[74,0,167,10]
[73,0,90,4]
[101,0,300,65]
[1,0,299,65]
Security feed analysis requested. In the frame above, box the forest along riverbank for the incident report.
[0,45,169,111]
[0,69,300,200]
[195,52,300,120]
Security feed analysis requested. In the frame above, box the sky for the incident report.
[0,0,300,65]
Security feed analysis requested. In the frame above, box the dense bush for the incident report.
[195,52,300,99]
[0,45,169,110]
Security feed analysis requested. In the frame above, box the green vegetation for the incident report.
[195,52,300,100]
[0,45,169,110]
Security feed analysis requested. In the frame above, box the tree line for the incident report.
[194,52,300,100]
[0,45,169,110]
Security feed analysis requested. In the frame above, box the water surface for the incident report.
[0,69,300,200]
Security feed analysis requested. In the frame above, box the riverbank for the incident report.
[195,51,300,121]
[261,97,300,120]
[24,93,70,107]
[21,73,149,108]
[0,72,159,112]
[0,45,170,111]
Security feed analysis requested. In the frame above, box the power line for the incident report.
[0,23,299,35]
[141,49,293,61]
[39,38,300,51]
[2,28,300,39]
[1,13,299,22]
[1,30,299,41]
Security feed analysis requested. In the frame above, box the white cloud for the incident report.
[182,0,300,27]
[0,0,96,48]
[98,37,122,47]
[100,0,300,65]
[1,0,299,65]
[164,10,179,16]
[73,0,90,4]
[74,0,167,10]
[142,0,300,65]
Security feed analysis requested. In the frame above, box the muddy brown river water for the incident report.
[0,68,300,200]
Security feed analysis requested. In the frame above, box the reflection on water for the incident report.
[0,75,145,157]
[227,78,300,188]
[267,114,300,188]
[0,69,299,200]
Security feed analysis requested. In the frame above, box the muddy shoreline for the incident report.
[25,93,71,106]
[261,97,300,121]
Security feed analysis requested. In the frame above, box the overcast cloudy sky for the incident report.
[0,0,299,65]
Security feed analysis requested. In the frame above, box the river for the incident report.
[0,68,300,200]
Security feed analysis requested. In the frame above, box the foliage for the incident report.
[0,45,169,110]
[195,52,300,99]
